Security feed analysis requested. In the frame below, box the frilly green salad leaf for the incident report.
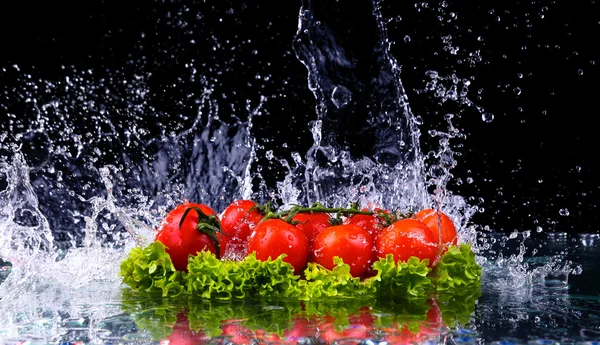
[431,244,482,291]
[119,241,185,297]
[185,251,302,300]
[119,241,482,299]
[301,257,374,300]
[367,255,434,297]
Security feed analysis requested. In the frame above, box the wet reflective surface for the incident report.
[0,233,598,345]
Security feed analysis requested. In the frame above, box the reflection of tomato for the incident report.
[220,323,253,345]
[312,224,374,277]
[218,200,264,258]
[318,307,376,343]
[254,315,320,345]
[247,219,309,274]
[376,219,438,267]
[414,209,457,246]
[383,300,443,344]
[155,203,219,271]
[163,312,208,345]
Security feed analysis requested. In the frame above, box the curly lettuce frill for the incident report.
[118,241,185,297]
[184,251,302,300]
[119,242,482,299]
[431,244,482,291]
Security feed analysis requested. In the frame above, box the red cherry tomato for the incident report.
[247,219,309,274]
[155,202,219,271]
[312,224,374,277]
[414,209,457,246]
[292,212,331,245]
[218,200,264,258]
[376,219,438,267]
[344,209,388,242]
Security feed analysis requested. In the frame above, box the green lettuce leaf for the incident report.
[119,242,481,300]
[432,244,482,291]
[185,251,302,300]
[119,241,185,297]
[301,257,375,300]
[367,255,434,297]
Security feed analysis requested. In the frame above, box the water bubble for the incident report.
[466,177,474,184]
[536,226,543,233]
[559,208,570,216]
[331,85,352,108]
[513,87,522,95]
[482,112,494,123]
[578,69,584,75]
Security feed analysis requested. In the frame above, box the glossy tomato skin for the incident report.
[247,219,309,274]
[218,200,264,258]
[414,209,457,246]
[344,209,387,242]
[376,219,438,267]
[292,212,331,245]
[312,224,375,277]
[155,203,218,271]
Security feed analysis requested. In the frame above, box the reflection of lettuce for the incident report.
[120,289,181,340]
[119,241,185,297]
[373,295,432,334]
[437,285,482,328]
[121,287,481,341]
[432,244,482,291]
[119,242,481,299]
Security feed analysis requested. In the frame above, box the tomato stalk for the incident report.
[179,206,226,258]
[260,202,369,224]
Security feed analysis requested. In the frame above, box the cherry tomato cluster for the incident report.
[154,200,458,277]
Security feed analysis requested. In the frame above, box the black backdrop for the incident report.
[0,0,598,234]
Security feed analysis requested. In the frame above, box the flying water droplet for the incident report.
[559,208,570,216]
[331,85,352,108]
[482,112,494,123]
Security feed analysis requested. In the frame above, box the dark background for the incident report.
[0,0,597,234]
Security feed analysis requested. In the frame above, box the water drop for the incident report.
[578,69,584,75]
[559,208,570,216]
[513,87,522,95]
[331,85,352,108]
[482,112,494,123]
[466,177,474,184]
[536,226,543,233]
[265,150,274,160]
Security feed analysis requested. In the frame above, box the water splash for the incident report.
[288,0,430,213]
[0,0,587,343]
